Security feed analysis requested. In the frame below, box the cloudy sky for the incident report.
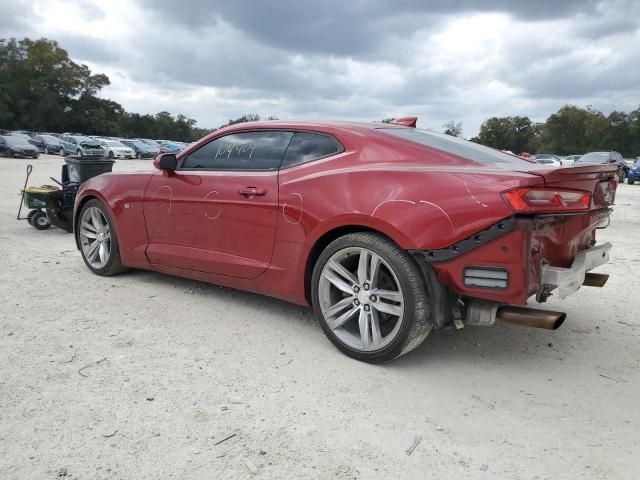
[3,0,640,135]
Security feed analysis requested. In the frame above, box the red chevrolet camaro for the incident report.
[74,118,617,362]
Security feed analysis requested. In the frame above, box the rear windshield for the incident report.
[578,152,609,164]
[380,128,533,166]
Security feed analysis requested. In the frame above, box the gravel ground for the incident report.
[1,154,638,479]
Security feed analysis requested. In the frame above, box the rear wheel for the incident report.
[629,179,635,185]
[44,146,49,154]
[108,151,114,159]
[311,232,431,363]
[30,211,51,230]
[78,199,127,276]
[136,152,142,159]
[76,149,82,158]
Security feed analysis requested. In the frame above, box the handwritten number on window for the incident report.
[215,142,255,160]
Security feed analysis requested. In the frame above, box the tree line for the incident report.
[0,37,213,141]
[3,37,639,154]
[447,105,640,157]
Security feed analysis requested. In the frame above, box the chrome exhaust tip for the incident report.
[497,306,566,330]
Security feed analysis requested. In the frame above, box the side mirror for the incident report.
[154,153,177,172]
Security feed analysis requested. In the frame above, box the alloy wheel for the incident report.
[318,247,404,352]
[79,207,112,269]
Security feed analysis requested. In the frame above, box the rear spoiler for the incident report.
[519,164,618,181]
[390,117,417,128]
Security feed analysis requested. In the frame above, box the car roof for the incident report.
[219,119,405,134]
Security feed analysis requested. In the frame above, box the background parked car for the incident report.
[575,151,628,182]
[29,134,63,154]
[120,140,159,159]
[98,139,135,159]
[627,158,640,185]
[533,153,562,166]
[60,135,104,157]
[8,132,33,142]
[136,138,162,149]
[561,154,581,167]
[0,135,40,158]
[158,141,183,153]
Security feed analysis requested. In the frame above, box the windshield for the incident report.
[2,135,31,146]
[73,136,95,143]
[634,159,640,166]
[380,128,533,166]
[536,159,556,164]
[578,152,610,164]
[535,154,557,160]
[41,135,60,142]
[107,141,126,147]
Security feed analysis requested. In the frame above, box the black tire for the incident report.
[76,149,82,158]
[32,152,39,159]
[311,232,431,363]
[108,151,114,159]
[44,146,49,154]
[27,210,39,222]
[629,179,635,185]
[136,152,142,159]
[30,211,51,230]
[60,148,66,157]
[77,199,128,276]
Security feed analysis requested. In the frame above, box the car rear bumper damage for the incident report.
[411,211,612,331]
[541,242,610,298]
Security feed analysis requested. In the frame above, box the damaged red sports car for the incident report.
[74,118,617,362]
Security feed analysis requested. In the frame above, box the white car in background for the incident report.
[561,154,581,167]
[533,153,562,166]
[99,139,135,159]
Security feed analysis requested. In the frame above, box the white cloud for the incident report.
[3,0,639,134]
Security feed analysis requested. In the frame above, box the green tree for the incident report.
[0,37,214,141]
[536,105,608,154]
[474,116,537,153]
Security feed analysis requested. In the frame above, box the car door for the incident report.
[142,130,293,279]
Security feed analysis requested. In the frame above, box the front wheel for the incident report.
[311,232,431,363]
[76,149,82,158]
[108,151,114,159]
[136,152,142,159]
[77,199,128,276]
[629,179,635,185]
[44,146,49,154]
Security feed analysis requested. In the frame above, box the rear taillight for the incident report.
[501,187,591,213]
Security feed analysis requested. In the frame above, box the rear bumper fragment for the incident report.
[541,242,611,298]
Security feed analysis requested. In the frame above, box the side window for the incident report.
[180,131,293,171]
[281,132,343,168]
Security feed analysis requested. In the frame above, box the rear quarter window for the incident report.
[281,132,344,168]
[380,128,533,167]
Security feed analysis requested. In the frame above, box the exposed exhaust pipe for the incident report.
[583,272,609,288]
[497,306,566,330]
[465,299,566,330]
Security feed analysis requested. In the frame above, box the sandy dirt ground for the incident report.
[0,154,639,479]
